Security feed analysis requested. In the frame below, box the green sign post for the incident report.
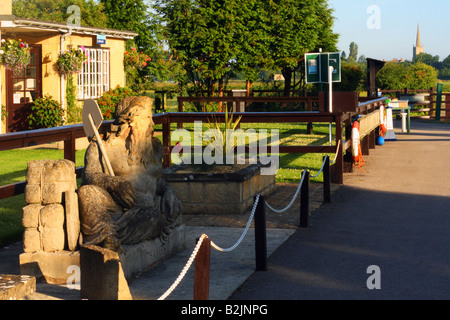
[305,52,341,84]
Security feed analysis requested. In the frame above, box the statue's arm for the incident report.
[82,141,136,208]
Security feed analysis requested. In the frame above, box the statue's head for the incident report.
[112,96,154,137]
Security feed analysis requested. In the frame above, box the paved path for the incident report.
[230,120,450,300]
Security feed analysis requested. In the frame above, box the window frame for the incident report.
[77,46,110,100]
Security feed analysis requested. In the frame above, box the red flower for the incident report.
[142,62,147,67]
[131,47,136,51]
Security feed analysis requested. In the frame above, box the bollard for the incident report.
[194,237,211,300]
[254,195,267,271]
[300,170,310,228]
[323,156,331,203]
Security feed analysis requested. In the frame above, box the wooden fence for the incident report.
[0,95,389,201]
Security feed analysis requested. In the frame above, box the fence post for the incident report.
[254,195,267,271]
[435,83,443,121]
[194,237,211,300]
[300,170,310,228]
[162,118,171,168]
[323,156,331,203]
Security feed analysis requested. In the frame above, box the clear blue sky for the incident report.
[329,0,450,61]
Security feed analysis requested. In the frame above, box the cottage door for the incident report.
[6,45,42,132]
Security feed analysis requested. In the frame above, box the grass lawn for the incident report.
[0,121,337,245]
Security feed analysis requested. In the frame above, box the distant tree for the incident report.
[12,0,108,28]
[348,42,358,63]
[413,53,441,70]
[376,61,437,90]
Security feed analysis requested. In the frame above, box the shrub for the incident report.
[407,62,438,90]
[28,94,64,129]
[97,86,135,120]
[376,61,438,90]
[335,64,365,91]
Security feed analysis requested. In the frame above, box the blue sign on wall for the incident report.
[97,34,106,45]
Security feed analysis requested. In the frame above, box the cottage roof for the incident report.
[0,15,137,40]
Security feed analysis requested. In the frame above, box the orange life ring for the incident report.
[351,120,365,170]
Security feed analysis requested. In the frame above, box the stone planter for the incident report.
[163,163,276,215]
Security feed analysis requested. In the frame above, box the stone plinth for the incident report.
[0,275,36,300]
[19,251,80,285]
[80,245,132,300]
[163,163,276,215]
[120,224,186,279]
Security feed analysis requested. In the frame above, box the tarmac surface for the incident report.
[1,119,449,300]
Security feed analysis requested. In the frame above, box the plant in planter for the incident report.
[0,39,31,76]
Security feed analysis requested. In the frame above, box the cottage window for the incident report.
[77,48,110,99]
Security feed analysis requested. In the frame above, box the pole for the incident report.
[254,195,267,271]
[194,237,211,300]
[435,83,443,121]
[300,170,310,228]
[329,66,334,145]
[323,156,331,203]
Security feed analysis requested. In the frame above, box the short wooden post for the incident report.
[323,156,331,203]
[194,237,211,300]
[162,119,171,168]
[254,195,267,271]
[300,170,310,228]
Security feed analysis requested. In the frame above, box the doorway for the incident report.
[6,45,42,132]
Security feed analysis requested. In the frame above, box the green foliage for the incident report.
[12,0,108,28]
[28,95,64,129]
[335,63,365,92]
[376,61,438,90]
[97,86,135,120]
[156,0,338,97]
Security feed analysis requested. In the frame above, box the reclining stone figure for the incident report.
[78,96,182,252]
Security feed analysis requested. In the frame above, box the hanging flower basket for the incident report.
[124,47,151,71]
[0,39,31,76]
[56,46,88,75]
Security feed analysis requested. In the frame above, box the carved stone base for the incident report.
[120,224,186,280]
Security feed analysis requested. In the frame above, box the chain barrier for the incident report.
[264,170,306,214]
[331,140,341,164]
[210,194,260,253]
[157,233,208,300]
[157,195,262,299]
[311,155,329,179]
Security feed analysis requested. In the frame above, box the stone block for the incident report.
[42,182,74,205]
[22,204,42,229]
[40,204,64,228]
[0,275,36,300]
[23,229,41,253]
[24,184,41,204]
[120,224,186,280]
[41,159,76,185]
[41,227,65,252]
[20,251,80,284]
[189,182,204,203]
[80,245,132,300]
[65,191,80,252]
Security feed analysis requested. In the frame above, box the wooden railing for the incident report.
[1,95,391,201]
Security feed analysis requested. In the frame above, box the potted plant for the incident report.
[0,38,31,76]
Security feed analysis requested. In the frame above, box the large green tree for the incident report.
[155,0,238,100]
[12,0,108,28]
[157,0,338,98]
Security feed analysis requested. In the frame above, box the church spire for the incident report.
[413,24,424,60]
[416,24,422,47]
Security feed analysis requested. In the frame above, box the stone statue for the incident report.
[78,96,182,252]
